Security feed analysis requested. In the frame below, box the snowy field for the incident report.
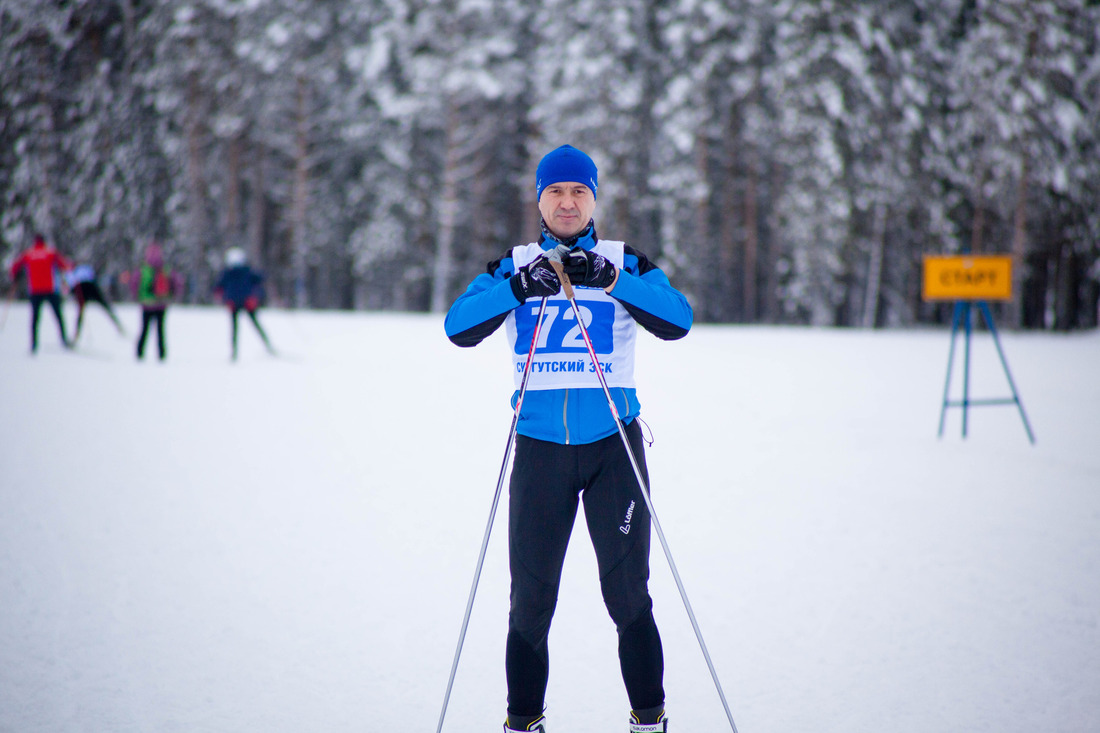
[2,302,1098,733]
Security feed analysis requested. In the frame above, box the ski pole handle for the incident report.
[547,259,574,300]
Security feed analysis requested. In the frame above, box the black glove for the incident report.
[510,256,562,301]
[562,247,617,289]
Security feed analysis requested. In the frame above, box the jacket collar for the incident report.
[538,218,598,251]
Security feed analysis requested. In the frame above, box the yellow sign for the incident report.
[922,255,1013,301]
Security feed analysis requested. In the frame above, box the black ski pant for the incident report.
[29,293,68,351]
[73,282,123,339]
[136,307,167,360]
[506,419,664,718]
[229,306,272,358]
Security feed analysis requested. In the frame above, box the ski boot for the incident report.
[629,706,668,732]
[503,713,546,732]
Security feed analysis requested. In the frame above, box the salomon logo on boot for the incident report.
[629,723,667,733]
[503,713,546,732]
[629,707,668,732]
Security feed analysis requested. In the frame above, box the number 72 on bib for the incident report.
[513,301,615,355]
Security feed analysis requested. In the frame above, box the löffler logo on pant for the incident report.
[619,500,636,535]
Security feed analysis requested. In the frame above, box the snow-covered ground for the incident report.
[2,302,1098,733]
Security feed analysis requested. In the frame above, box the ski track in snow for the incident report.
[2,303,1099,733]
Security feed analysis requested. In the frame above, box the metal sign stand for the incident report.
[937,299,1036,444]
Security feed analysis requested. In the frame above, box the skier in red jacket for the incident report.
[8,233,73,353]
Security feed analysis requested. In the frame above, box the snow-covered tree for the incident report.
[1,0,1096,328]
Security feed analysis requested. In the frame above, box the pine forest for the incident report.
[2,0,1099,329]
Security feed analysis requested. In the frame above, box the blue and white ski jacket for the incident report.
[444,228,692,445]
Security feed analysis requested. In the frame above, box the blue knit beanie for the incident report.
[536,145,598,201]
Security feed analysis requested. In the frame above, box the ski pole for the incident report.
[435,294,551,733]
[548,259,740,733]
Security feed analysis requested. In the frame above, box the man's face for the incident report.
[538,182,596,240]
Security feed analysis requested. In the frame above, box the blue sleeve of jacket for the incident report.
[444,255,523,347]
[610,246,693,340]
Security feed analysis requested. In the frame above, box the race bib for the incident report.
[506,241,636,390]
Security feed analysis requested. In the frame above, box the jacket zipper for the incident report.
[562,389,570,445]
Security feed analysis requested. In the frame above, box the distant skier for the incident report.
[444,145,693,733]
[8,233,73,353]
[132,241,179,361]
[66,263,125,343]
[213,247,275,360]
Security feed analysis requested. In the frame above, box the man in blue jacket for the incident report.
[445,145,692,733]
